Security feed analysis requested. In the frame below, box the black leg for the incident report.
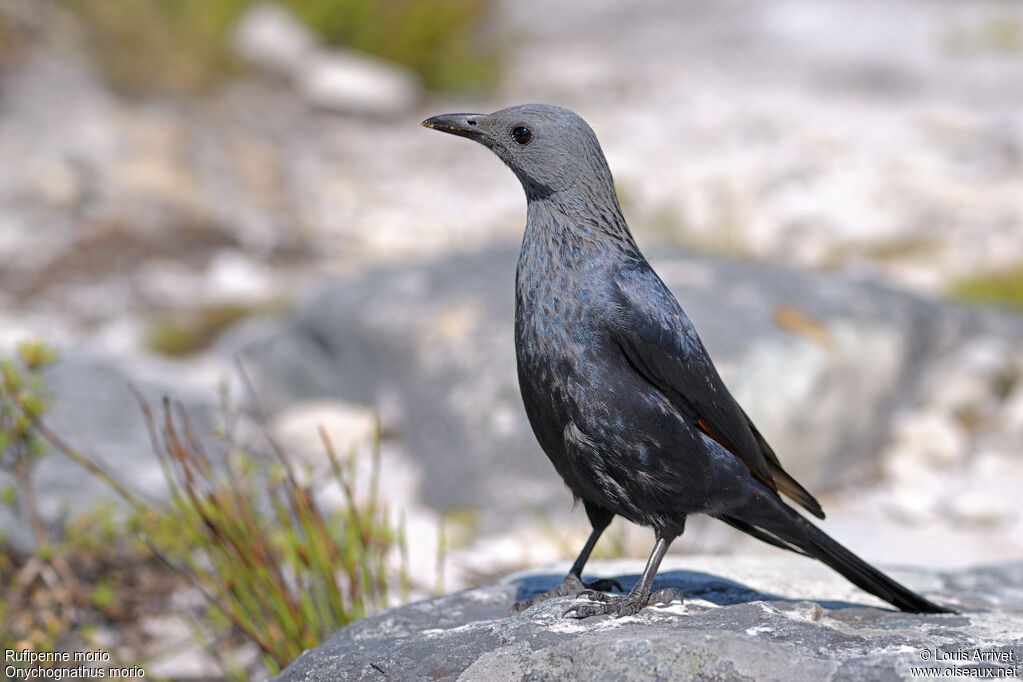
[564,533,684,618]
[510,504,622,613]
[569,502,613,577]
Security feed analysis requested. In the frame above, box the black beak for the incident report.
[421,113,487,141]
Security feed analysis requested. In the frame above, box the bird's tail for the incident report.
[718,491,955,614]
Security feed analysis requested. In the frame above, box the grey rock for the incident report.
[297,49,421,116]
[229,246,1023,533]
[274,556,1023,682]
[232,2,316,76]
[224,315,346,407]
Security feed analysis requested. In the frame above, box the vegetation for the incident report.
[951,265,1023,309]
[145,303,276,357]
[943,13,1023,55]
[1,342,408,677]
[65,0,501,95]
[281,0,501,93]
[63,0,248,95]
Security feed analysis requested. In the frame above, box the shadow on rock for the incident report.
[514,569,893,611]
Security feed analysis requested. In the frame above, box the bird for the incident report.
[421,104,954,618]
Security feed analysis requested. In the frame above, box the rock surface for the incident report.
[274,555,1023,682]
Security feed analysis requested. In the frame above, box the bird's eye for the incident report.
[511,126,533,145]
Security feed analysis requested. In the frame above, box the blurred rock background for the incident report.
[1,0,1023,672]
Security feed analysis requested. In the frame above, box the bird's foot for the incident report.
[563,587,684,619]
[510,573,624,613]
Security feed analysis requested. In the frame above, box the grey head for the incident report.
[422,104,615,199]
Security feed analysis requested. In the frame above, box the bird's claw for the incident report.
[563,587,684,619]
[648,587,685,606]
[510,573,623,613]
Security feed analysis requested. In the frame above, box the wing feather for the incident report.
[613,267,824,519]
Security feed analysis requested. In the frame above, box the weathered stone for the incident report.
[231,2,316,76]
[297,49,421,117]
[274,556,1023,682]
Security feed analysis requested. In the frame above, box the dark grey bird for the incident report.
[422,104,953,618]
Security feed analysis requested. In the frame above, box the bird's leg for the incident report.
[510,510,622,613]
[564,535,683,618]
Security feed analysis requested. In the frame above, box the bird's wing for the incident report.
[612,266,824,519]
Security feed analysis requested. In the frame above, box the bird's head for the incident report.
[422,103,614,199]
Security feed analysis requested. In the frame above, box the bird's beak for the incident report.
[421,113,487,142]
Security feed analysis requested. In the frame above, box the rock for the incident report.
[865,331,1023,536]
[232,2,316,76]
[139,614,225,680]
[274,555,1023,682]
[1006,386,1023,436]
[0,43,117,274]
[136,250,280,308]
[25,157,84,208]
[222,316,346,409]
[272,398,378,464]
[884,410,969,477]
[203,250,280,305]
[228,246,1023,538]
[269,398,417,509]
[297,48,420,116]
[230,1,421,116]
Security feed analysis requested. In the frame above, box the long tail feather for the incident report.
[719,492,955,614]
